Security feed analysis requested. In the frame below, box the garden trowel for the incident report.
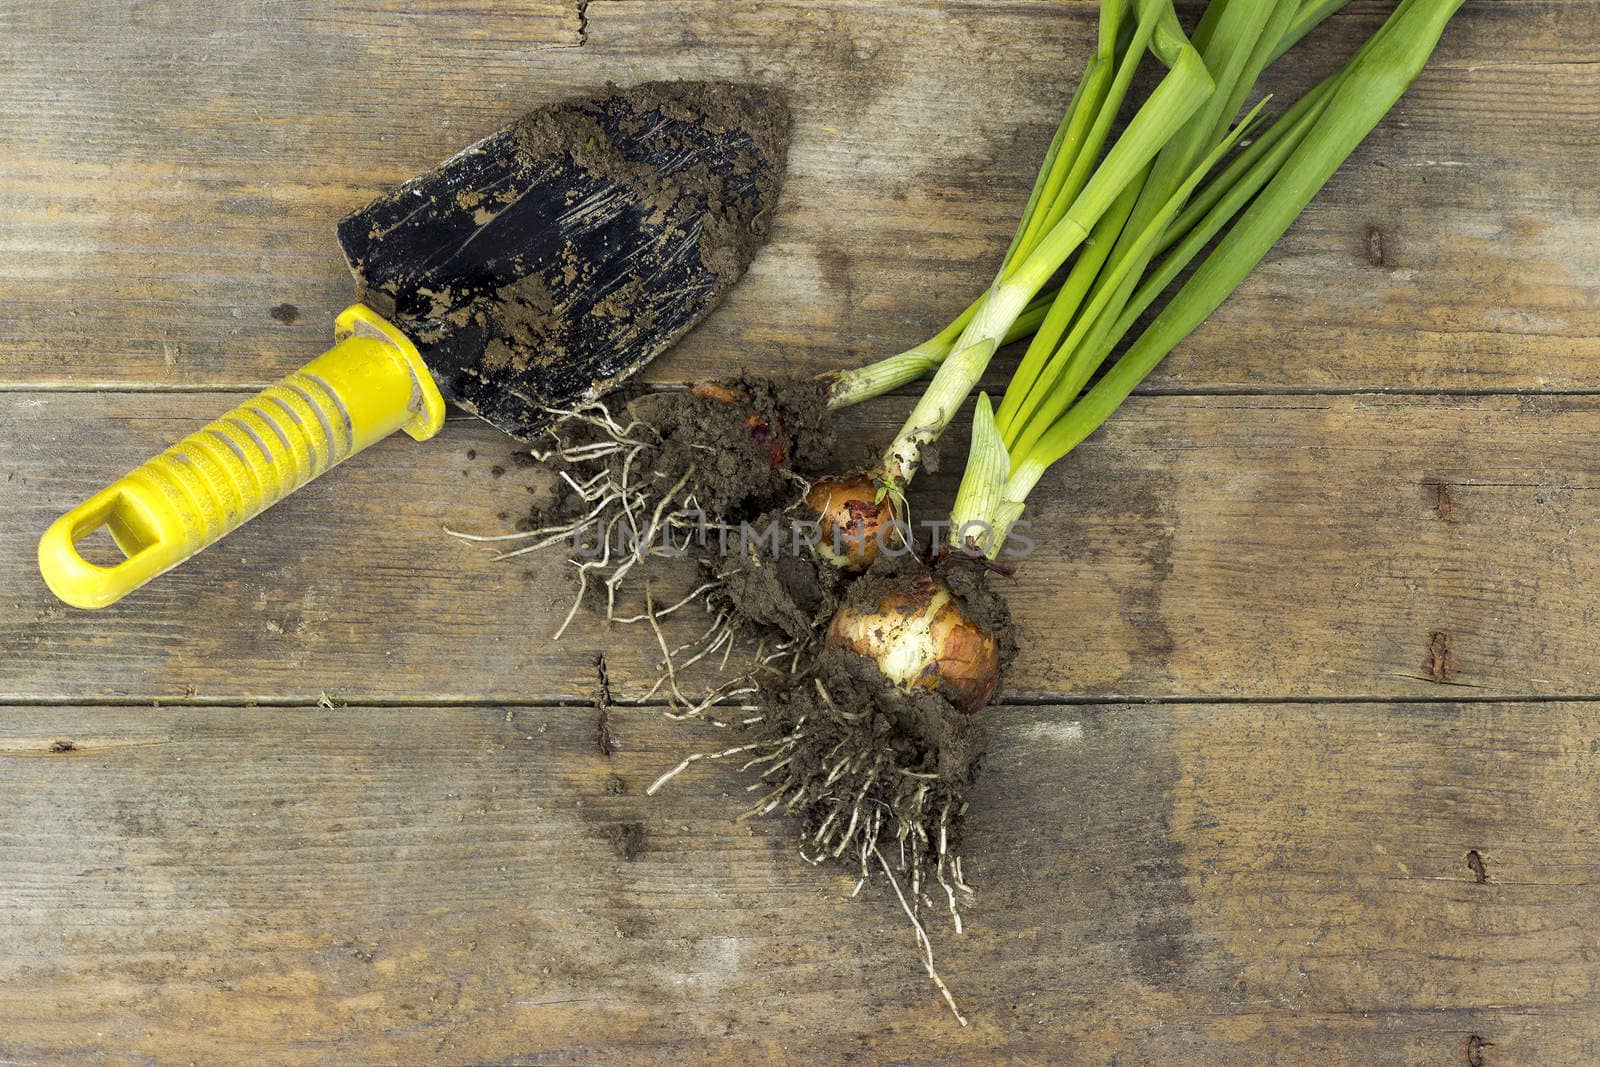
[39,81,788,609]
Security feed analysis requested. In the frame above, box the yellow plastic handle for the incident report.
[38,305,446,609]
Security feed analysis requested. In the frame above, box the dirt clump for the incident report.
[510,80,789,294]
[718,523,847,642]
[606,821,648,861]
[523,374,835,541]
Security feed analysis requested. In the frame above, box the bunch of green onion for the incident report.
[818,0,1465,566]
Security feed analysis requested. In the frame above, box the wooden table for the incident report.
[2,1,1597,1062]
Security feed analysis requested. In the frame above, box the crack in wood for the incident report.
[1430,479,1455,521]
[1366,224,1390,268]
[593,652,616,756]
[1428,632,1456,684]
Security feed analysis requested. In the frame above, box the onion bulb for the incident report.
[807,474,894,572]
[826,572,999,713]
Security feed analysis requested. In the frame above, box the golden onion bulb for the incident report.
[826,572,999,713]
[806,474,894,572]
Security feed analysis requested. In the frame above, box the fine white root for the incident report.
[631,581,765,726]
[646,742,763,796]
[936,800,970,934]
[664,683,759,725]
[611,581,721,625]
[625,565,800,730]
[448,400,720,639]
[876,846,967,1027]
[641,586,685,708]
[552,559,590,641]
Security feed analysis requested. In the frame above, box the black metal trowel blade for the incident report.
[337,82,789,440]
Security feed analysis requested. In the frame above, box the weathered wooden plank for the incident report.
[0,700,1595,1063]
[1,1,1593,391]
[6,390,1600,703]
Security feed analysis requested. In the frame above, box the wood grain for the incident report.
[1,1,1593,391]
[6,390,1600,704]
[5,2,1600,1060]
[0,700,1596,1064]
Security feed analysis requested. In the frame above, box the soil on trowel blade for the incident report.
[511,80,789,292]
[488,82,791,382]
